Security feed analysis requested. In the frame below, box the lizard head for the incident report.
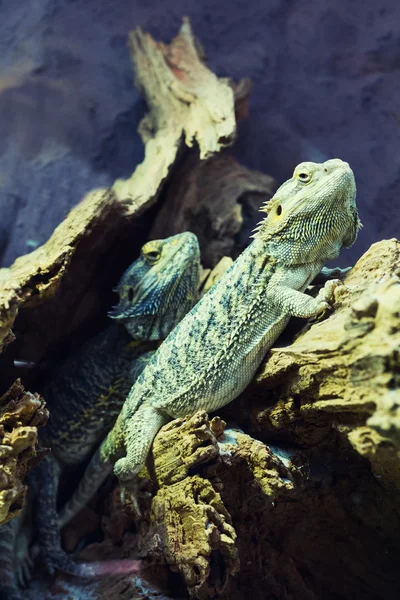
[108,232,201,340]
[254,158,361,265]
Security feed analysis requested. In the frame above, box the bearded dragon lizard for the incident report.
[59,159,360,532]
[0,232,201,596]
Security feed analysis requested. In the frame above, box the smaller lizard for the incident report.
[59,159,360,532]
[0,232,201,596]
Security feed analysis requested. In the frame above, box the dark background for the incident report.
[0,0,399,267]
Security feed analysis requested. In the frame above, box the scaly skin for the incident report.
[59,159,360,530]
[0,232,201,596]
[42,232,201,465]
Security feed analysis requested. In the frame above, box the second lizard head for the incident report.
[108,232,201,340]
[254,158,362,265]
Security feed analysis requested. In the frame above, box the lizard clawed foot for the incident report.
[40,545,81,577]
[319,278,343,301]
[119,478,142,518]
[15,531,35,588]
[15,551,34,588]
[314,279,343,319]
[114,457,142,516]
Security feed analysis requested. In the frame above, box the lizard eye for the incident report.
[297,171,311,183]
[142,247,162,265]
[128,287,134,302]
[276,205,282,216]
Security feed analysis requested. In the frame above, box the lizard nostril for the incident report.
[128,288,134,302]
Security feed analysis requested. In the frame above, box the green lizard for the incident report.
[59,159,360,532]
[0,232,201,596]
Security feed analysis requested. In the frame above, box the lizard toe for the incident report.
[113,456,131,482]
[41,547,80,577]
[15,549,34,588]
[315,300,331,318]
[322,278,343,300]
[119,479,142,518]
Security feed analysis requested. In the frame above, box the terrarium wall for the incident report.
[0,0,399,267]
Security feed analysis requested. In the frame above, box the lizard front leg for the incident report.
[59,404,168,525]
[267,279,340,319]
[113,403,169,486]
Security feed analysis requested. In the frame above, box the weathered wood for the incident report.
[150,153,277,268]
[0,379,48,525]
[251,238,400,495]
[0,18,240,361]
[113,17,238,207]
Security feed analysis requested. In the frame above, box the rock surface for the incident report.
[1,0,399,267]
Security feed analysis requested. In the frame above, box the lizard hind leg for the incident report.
[58,448,114,528]
[113,403,169,490]
[29,454,81,577]
[0,517,25,600]
[14,523,34,588]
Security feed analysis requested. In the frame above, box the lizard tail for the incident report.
[58,414,126,528]
[58,448,113,528]
[0,517,23,600]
